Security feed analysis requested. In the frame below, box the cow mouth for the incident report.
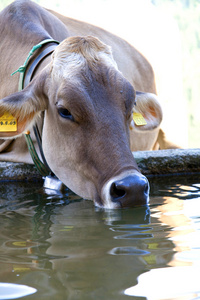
[100,171,150,209]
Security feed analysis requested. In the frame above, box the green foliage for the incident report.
[152,0,200,9]
[151,0,200,147]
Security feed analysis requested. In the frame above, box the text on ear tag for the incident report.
[133,112,147,126]
[0,112,17,132]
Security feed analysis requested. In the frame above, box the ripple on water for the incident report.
[109,246,150,256]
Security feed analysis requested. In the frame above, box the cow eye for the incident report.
[58,107,74,121]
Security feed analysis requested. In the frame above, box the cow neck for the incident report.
[13,39,60,177]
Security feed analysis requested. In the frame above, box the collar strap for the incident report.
[23,44,57,89]
[11,39,60,90]
[24,130,51,177]
[11,39,60,177]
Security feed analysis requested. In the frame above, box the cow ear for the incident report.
[0,73,48,138]
[130,92,162,131]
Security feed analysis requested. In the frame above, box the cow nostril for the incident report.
[110,182,126,201]
[108,174,149,207]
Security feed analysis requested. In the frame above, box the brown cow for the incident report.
[0,0,162,208]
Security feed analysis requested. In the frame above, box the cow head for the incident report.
[0,36,161,208]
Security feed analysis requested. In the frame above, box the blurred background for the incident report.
[1,0,199,149]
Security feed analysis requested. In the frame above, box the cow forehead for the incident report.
[49,36,135,116]
[52,73,135,120]
[51,36,118,79]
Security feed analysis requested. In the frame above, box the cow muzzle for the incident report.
[101,172,149,209]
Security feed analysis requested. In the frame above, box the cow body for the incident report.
[49,9,157,93]
[0,0,162,208]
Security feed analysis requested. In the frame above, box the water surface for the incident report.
[0,175,200,300]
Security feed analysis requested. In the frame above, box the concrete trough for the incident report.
[134,148,200,176]
[0,148,199,181]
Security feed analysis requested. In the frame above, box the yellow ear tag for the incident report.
[0,112,17,132]
[133,112,147,126]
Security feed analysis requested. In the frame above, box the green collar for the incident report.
[11,38,59,91]
[11,39,60,177]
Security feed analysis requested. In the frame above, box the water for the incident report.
[0,175,200,300]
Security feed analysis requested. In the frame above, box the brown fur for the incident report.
[59,35,111,56]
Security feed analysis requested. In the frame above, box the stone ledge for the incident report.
[0,162,42,181]
[0,148,199,181]
[134,148,200,175]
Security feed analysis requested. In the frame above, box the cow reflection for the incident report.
[0,188,175,299]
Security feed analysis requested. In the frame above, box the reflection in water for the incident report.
[0,283,36,299]
[0,175,199,299]
[124,266,200,299]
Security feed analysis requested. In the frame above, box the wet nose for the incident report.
[110,174,149,207]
